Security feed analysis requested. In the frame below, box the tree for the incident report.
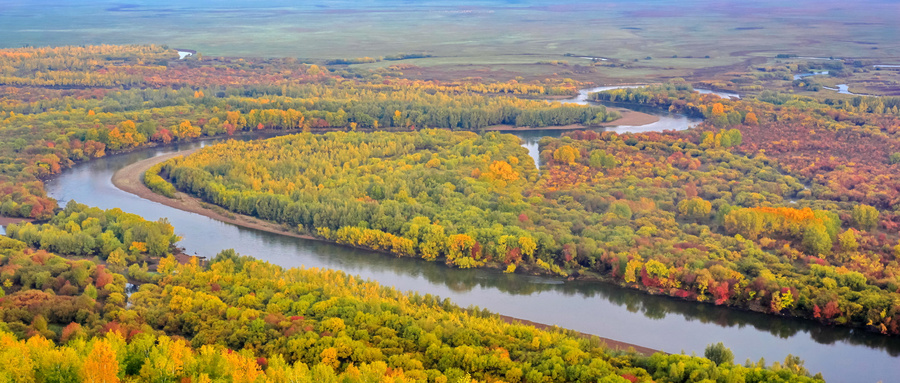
[851,204,879,231]
[838,229,858,253]
[704,342,733,366]
[608,202,632,220]
[723,128,742,147]
[723,209,763,239]
[82,340,120,383]
[487,160,519,182]
[553,145,580,165]
[889,152,900,165]
[677,197,712,220]
[803,224,832,255]
[744,112,758,125]
[172,120,201,140]
[709,103,728,127]
[588,149,618,169]
[224,351,263,383]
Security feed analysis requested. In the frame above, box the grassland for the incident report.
[4,0,899,89]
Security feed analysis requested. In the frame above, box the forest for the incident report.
[0,45,616,220]
[146,81,900,335]
[0,204,822,382]
[4,43,900,381]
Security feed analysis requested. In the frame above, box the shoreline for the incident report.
[111,148,662,356]
[485,108,660,131]
[0,216,34,227]
[111,149,321,244]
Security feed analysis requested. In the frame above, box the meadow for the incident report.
[4,0,899,86]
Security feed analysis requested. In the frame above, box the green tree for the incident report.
[803,224,832,255]
[889,152,900,165]
[588,149,618,169]
[851,204,879,231]
[677,197,712,220]
[607,202,632,220]
[837,229,858,253]
[704,342,734,366]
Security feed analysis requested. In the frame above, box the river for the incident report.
[41,93,899,383]
[793,72,872,97]
[520,86,717,168]
[794,71,830,80]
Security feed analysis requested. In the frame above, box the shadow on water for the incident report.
[370,245,900,355]
[226,220,900,356]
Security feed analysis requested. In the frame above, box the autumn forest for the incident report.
[1,36,900,383]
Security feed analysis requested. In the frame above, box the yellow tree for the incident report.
[677,197,712,220]
[447,234,476,262]
[708,103,728,127]
[82,339,120,383]
[487,160,519,181]
[224,350,263,383]
[552,145,579,165]
[173,120,201,140]
[744,112,758,125]
[0,332,35,382]
[139,336,193,382]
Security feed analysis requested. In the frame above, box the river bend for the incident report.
[42,92,898,383]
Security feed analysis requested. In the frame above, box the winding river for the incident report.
[41,90,898,383]
[793,72,871,97]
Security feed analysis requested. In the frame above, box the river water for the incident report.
[794,71,830,80]
[521,86,711,168]
[40,92,899,382]
[793,72,872,97]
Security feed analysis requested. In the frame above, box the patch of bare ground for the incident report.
[0,216,34,227]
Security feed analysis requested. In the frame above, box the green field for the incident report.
[4,0,899,85]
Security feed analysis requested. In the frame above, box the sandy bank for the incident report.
[0,216,34,227]
[111,149,319,243]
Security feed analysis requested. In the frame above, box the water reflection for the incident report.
[179,212,900,357]
[330,230,900,356]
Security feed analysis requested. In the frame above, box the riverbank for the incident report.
[112,148,661,357]
[0,216,34,227]
[485,108,659,132]
[496,315,659,356]
[112,149,320,244]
